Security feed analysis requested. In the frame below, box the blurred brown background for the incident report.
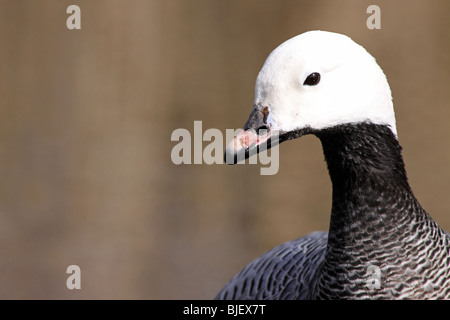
[0,0,448,299]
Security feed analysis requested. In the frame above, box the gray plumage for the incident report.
[215,232,327,300]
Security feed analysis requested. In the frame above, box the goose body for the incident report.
[217,31,450,299]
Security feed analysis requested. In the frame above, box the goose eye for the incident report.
[303,72,321,86]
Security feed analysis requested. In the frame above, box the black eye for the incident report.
[303,72,321,86]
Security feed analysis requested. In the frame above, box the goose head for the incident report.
[225,30,396,164]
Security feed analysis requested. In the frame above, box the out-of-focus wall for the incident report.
[0,0,448,299]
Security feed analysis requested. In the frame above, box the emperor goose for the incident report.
[216,30,450,299]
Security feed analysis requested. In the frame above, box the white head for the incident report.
[226,30,396,162]
[256,30,395,134]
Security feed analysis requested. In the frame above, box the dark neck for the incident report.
[312,123,433,298]
[283,122,450,299]
[319,123,410,194]
[316,123,418,243]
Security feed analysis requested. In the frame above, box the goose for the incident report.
[216,30,450,299]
